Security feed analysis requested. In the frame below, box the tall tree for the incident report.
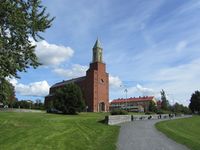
[0,0,54,79]
[189,90,200,113]
[51,83,85,114]
[0,79,16,107]
[160,89,169,110]
[149,101,157,112]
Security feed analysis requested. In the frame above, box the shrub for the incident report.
[110,109,128,115]
[145,112,154,115]
[156,110,165,114]
[47,83,85,115]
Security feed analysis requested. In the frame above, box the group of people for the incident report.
[131,113,177,121]
[157,114,175,119]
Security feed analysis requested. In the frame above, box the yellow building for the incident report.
[110,96,157,112]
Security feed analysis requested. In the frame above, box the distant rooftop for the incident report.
[110,96,155,104]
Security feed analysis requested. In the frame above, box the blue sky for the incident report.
[10,0,200,106]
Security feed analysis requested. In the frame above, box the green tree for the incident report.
[33,99,44,109]
[0,0,54,79]
[173,102,182,113]
[0,79,15,107]
[13,100,30,109]
[149,101,157,112]
[189,90,200,114]
[160,89,169,110]
[53,83,85,114]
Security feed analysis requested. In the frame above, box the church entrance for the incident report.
[99,102,105,112]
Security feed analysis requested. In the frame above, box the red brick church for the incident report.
[45,39,109,112]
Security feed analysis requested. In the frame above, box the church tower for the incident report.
[85,39,109,112]
[92,39,103,63]
[45,39,109,112]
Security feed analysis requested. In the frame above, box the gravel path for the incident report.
[117,119,190,150]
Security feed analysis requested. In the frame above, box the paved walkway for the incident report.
[117,119,190,150]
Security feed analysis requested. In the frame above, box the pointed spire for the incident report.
[93,38,102,49]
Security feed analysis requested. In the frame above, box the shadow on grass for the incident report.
[98,116,108,124]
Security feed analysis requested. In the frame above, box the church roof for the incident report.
[51,76,86,88]
[93,38,102,49]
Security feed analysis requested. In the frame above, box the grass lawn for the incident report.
[0,112,119,150]
[155,116,200,150]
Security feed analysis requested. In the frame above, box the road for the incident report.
[117,119,190,150]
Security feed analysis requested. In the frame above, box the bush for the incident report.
[156,110,165,114]
[50,83,85,115]
[110,109,128,115]
[145,112,154,115]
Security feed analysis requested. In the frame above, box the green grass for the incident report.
[155,116,200,150]
[0,112,119,150]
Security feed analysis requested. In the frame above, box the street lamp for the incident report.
[120,85,128,111]
[124,88,128,111]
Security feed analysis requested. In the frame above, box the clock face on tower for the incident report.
[100,79,104,83]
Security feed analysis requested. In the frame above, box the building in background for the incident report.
[110,96,157,112]
[45,39,109,112]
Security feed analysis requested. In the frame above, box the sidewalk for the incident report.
[117,118,190,150]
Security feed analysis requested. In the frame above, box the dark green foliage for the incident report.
[13,100,30,108]
[12,99,44,109]
[145,111,155,115]
[149,101,157,112]
[189,91,200,114]
[52,83,85,114]
[33,99,44,110]
[0,78,15,107]
[110,109,128,115]
[156,110,165,114]
[160,89,169,110]
[172,102,191,114]
[0,0,54,79]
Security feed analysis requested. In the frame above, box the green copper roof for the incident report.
[93,38,102,49]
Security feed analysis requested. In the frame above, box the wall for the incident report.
[108,115,132,125]
[107,114,182,125]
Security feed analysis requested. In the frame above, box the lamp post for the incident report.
[120,85,128,111]
[124,88,128,111]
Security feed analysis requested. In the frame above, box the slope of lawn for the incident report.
[0,112,119,150]
[155,116,200,150]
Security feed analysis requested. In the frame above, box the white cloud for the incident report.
[176,41,188,52]
[9,79,50,97]
[8,78,18,86]
[109,75,122,89]
[140,58,200,105]
[135,84,155,96]
[118,84,159,99]
[154,58,200,82]
[32,40,74,66]
[53,64,88,78]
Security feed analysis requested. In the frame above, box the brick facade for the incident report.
[45,39,109,112]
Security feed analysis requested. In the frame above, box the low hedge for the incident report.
[110,109,128,115]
